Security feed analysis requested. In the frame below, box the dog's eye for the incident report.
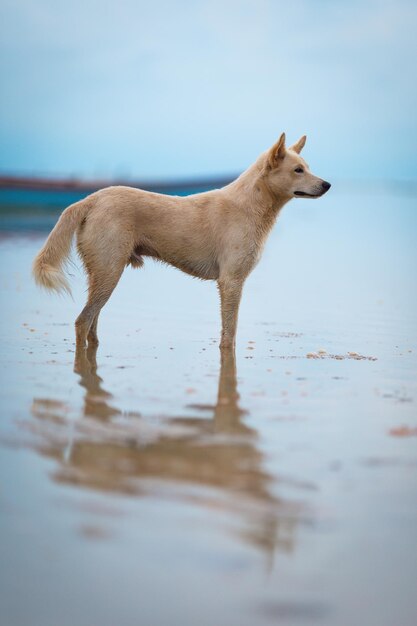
[294,167,304,173]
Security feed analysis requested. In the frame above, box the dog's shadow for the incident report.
[31,347,302,560]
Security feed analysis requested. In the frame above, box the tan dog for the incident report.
[33,133,330,351]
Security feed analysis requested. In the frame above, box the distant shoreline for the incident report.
[0,174,235,194]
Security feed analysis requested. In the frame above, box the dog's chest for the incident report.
[219,222,267,277]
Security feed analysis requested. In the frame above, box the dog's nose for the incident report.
[322,181,331,191]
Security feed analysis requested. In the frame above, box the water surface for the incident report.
[0,186,416,626]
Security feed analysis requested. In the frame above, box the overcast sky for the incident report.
[0,0,416,181]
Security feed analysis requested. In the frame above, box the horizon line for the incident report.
[0,174,416,196]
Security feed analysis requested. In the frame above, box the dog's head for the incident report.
[264,133,331,200]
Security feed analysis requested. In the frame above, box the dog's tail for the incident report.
[32,195,94,296]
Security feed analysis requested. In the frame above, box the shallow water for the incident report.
[0,187,416,626]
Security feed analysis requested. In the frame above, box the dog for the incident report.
[33,133,330,352]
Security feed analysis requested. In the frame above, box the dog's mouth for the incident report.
[294,191,320,198]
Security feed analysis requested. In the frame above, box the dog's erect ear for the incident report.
[268,132,286,168]
[290,135,307,154]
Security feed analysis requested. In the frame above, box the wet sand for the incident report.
[0,187,416,625]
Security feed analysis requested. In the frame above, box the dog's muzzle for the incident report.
[294,181,331,198]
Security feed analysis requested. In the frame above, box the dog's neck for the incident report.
[223,155,290,229]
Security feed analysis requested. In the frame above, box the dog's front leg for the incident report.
[218,277,244,350]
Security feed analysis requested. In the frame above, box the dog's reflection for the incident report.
[74,345,121,419]
[32,347,300,558]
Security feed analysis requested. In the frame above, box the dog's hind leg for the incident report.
[75,263,125,352]
[87,313,99,346]
[76,220,136,351]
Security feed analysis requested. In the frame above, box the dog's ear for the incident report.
[268,133,286,168]
[290,135,307,154]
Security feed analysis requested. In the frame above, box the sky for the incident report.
[0,0,416,181]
